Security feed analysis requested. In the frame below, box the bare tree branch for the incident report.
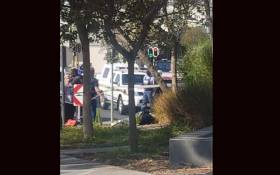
[117,26,133,45]
[102,0,131,58]
[133,0,167,56]
[104,20,131,58]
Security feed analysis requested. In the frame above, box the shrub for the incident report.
[181,40,212,89]
[179,27,213,127]
[152,26,212,129]
[180,39,212,126]
[152,90,204,129]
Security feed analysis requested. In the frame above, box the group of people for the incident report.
[63,65,102,124]
[62,66,156,125]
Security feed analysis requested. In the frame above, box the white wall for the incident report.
[89,44,107,74]
[75,44,108,74]
[60,44,108,74]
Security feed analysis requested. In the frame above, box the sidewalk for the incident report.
[60,153,151,175]
[61,147,212,175]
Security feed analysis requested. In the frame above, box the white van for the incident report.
[98,63,146,114]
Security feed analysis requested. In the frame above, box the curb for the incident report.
[61,145,129,155]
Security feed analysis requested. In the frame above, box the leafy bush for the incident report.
[181,40,212,89]
[180,27,213,126]
[152,27,212,128]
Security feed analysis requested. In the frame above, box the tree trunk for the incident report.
[127,58,138,152]
[76,21,93,139]
[138,50,168,92]
[171,41,178,93]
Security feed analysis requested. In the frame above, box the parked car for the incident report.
[98,63,151,114]
[155,59,172,87]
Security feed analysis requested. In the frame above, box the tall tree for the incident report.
[90,0,168,151]
[60,0,101,139]
[61,0,168,145]
[61,0,207,146]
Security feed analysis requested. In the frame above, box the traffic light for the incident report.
[147,47,153,58]
[153,47,159,57]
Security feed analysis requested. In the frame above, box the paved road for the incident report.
[60,153,151,175]
[99,108,128,122]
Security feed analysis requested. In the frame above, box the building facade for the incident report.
[60,43,108,74]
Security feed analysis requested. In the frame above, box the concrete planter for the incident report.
[169,126,212,167]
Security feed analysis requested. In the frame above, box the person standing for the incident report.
[64,73,76,122]
[69,68,83,124]
[70,68,83,84]
[141,70,155,111]
[89,67,103,122]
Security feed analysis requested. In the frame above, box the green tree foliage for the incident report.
[180,27,212,126]
[61,0,169,151]
[146,0,208,52]
[152,28,212,128]
[145,0,208,92]
[60,0,104,139]
[60,0,103,45]
[97,0,168,152]
[180,26,208,48]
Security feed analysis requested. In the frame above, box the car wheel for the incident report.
[117,96,126,115]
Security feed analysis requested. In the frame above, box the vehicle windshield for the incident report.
[122,74,144,85]
[156,61,171,72]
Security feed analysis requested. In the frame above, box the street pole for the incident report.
[77,106,81,122]
[76,52,79,68]
[60,46,66,128]
[76,43,81,68]
[110,47,115,126]
[72,51,76,68]
[111,61,114,125]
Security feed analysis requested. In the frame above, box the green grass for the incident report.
[66,124,192,165]
[140,123,192,153]
[61,123,191,152]
[60,124,129,148]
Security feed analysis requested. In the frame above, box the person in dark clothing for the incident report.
[89,67,103,122]
[141,70,155,111]
[67,68,83,123]
[69,68,82,84]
